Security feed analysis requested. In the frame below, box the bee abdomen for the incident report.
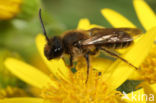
[104,41,133,49]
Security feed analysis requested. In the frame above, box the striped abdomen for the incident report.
[103,40,133,49]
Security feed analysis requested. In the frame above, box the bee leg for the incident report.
[100,47,138,70]
[69,55,73,67]
[88,48,99,55]
[84,53,90,84]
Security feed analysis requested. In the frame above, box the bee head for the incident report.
[44,36,64,60]
[39,9,64,60]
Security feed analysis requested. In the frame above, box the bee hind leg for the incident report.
[100,47,138,70]
[84,53,90,84]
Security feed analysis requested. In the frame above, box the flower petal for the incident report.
[35,34,69,81]
[88,24,104,29]
[76,57,113,73]
[128,70,141,80]
[133,0,156,31]
[150,83,156,93]
[102,27,156,91]
[91,57,113,71]
[77,19,104,30]
[77,18,91,30]
[0,97,43,103]
[101,8,136,28]
[4,58,57,89]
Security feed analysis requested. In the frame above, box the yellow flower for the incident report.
[0,0,22,20]
[101,0,156,102]
[139,45,156,83]
[3,31,126,103]
[2,0,156,103]
[101,0,156,84]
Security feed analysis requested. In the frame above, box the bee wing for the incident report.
[89,28,142,36]
[110,28,142,35]
[81,28,142,46]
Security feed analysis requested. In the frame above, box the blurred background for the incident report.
[0,0,155,97]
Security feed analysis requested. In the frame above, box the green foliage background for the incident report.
[43,0,156,29]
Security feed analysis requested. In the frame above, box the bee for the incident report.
[39,9,142,83]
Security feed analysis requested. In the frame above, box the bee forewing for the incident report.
[80,28,142,46]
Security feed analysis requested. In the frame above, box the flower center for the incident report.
[42,67,125,103]
[139,44,156,83]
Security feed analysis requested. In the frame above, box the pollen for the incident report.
[42,65,125,103]
[139,44,156,83]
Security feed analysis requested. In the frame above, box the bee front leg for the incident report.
[84,53,90,84]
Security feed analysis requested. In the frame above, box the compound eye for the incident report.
[54,48,61,53]
[51,46,63,58]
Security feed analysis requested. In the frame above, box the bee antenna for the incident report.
[39,8,50,42]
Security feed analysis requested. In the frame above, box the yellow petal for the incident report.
[91,57,113,71]
[101,8,136,28]
[102,27,156,91]
[133,0,156,31]
[88,24,104,29]
[140,82,156,95]
[77,19,104,30]
[128,70,141,80]
[123,89,147,103]
[4,58,57,89]
[77,18,91,30]
[0,97,43,103]
[35,34,69,81]
[117,35,144,54]
[150,83,156,93]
